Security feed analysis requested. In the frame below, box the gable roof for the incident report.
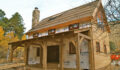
[27,0,99,34]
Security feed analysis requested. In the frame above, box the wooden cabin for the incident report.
[8,0,111,70]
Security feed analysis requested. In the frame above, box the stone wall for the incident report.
[28,36,90,69]
[28,45,40,64]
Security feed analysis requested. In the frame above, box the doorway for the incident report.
[47,45,59,63]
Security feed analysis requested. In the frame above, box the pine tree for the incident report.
[9,12,25,40]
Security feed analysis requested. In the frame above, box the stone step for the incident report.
[47,63,59,69]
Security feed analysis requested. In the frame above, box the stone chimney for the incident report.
[32,7,40,28]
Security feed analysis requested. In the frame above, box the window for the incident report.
[96,42,100,52]
[48,29,56,35]
[97,12,104,31]
[69,42,76,54]
[69,23,79,30]
[97,17,104,28]
[33,33,39,38]
[37,47,40,56]
[104,45,107,54]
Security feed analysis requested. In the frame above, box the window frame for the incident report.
[96,42,100,53]
[104,44,107,54]
[97,11,105,31]
[69,23,79,31]
[69,42,76,54]
[48,29,56,35]
[33,33,39,38]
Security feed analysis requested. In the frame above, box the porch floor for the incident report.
[26,63,76,70]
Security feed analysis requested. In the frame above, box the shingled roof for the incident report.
[27,0,99,34]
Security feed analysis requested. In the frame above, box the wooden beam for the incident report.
[71,40,77,48]
[13,46,18,50]
[24,44,29,65]
[30,43,42,46]
[8,45,13,62]
[42,44,47,69]
[76,35,84,70]
[40,46,43,66]
[26,16,92,35]
[79,33,91,40]
[88,29,95,70]
[74,28,90,33]
[60,40,64,70]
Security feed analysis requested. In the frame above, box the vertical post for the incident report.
[24,44,29,65]
[40,46,43,66]
[8,45,13,62]
[89,29,95,70]
[76,33,84,70]
[60,41,64,70]
[76,33,80,70]
[43,45,47,69]
[89,40,95,70]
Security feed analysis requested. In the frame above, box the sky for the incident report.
[0,0,108,32]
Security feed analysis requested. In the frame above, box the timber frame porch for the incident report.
[8,28,95,70]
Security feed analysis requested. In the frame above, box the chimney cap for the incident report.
[35,7,38,9]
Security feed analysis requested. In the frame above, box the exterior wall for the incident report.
[27,22,91,39]
[28,36,89,69]
[28,45,40,64]
[92,24,111,69]
[63,38,76,68]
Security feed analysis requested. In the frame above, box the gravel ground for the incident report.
[3,64,120,70]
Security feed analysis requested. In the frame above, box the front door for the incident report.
[47,45,59,63]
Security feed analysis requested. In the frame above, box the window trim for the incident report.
[48,29,56,35]
[69,23,79,31]
[33,33,39,38]
[69,42,76,54]
[104,44,107,54]
[96,42,100,53]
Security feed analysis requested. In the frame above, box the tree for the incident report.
[0,26,8,58]
[22,34,26,40]
[0,9,10,35]
[9,12,25,40]
[0,9,5,20]
[0,10,26,59]
[109,41,116,53]
[104,0,120,24]
[105,0,120,51]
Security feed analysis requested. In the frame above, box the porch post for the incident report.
[60,41,64,70]
[40,46,43,66]
[76,33,84,70]
[89,29,95,70]
[76,39,80,70]
[24,44,29,65]
[8,45,13,62]
[43,45,47,69]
